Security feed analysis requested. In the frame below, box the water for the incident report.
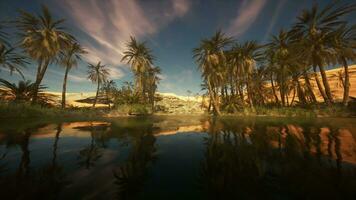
[0,116,355,199]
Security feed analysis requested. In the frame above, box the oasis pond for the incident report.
[0,116,355,199]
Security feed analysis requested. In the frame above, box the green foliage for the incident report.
[0,103,103,119]
[0,79,56,106]
[220,104,354,118]
[194,2,356,116]
[115,104,151,115]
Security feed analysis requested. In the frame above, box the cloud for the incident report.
[226,0,267,36]
[262,0,287,42]
[158,68,197,94]
[60,0,191,66]
[108,67,125,79]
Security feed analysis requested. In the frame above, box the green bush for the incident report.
[115,104,151,115]
[0,103,104,119]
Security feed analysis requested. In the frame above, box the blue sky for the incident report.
[0,0,355,95]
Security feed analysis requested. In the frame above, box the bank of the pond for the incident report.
[0,103,106,120]
[0,103,355,119]
[219,106,355,118]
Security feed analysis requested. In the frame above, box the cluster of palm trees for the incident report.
[0,5,87,107]
[0,5,161,110]
[121,37,161,110]
[194,2,355,115]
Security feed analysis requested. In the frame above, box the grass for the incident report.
[0,103,105,119]
[0,101,354,120]
[222,104,355,118]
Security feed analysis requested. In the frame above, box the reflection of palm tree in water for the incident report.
[113,130,156,200]
[327,128,343,173]
[77,123,103,169]
[198,119,265,199]
[198,120,356,199]
[16,130,32,181]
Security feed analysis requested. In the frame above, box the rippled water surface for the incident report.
[0,116,355,199]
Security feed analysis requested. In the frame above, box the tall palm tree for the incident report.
[121,37,154,100]
[331,25,356,106]
[16,5,74,104]
[193,31,233,115]
[59,42,86,109]
[266,30,296,106]
[231,41,263,108]
[291,2,355,104]
[87,61,109,108]
[0,45,28,79]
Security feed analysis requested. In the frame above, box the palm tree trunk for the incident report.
[207,79,221,115]
[238,83,244,104]
[318,64,334,103]
[32,59,49,104]
[312,66,329,104]
[246,79,254,109]
[290,87,296,106]
[271,75,280,105]
[93,81,100,108]
[296,78,307,105]
[303,71,317,103]
[279,79,285,107]
[61,66,70,109]
[342,57,350,106]
[286,88,289,106]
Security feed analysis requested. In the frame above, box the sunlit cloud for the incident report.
[226,0,267,36]
[61,0,191,66]
[262,0,287,42]
[108,67,125,79]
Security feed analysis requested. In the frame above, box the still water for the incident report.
[0,116,355,199]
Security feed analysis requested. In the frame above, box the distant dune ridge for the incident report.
[34,65,356,108]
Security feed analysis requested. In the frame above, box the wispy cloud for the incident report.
[61,0,191,66]
[226,0,267,36]
[262,0,287,42]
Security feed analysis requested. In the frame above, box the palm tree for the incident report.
[59,42,86,109]
[146,66,161,111]
[0,79,35,102]
[331,25,356,106]
[87,61,109,108]
[232,41,263,108]
[291,2,355,104]
[101,80,117,109]
[16,5,74,104]
[266,30,295,106]
[0,45,28,79]
[193,31,233,115]
[0,79,54,104]
[121,37,154,100]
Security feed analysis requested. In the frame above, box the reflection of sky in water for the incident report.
[0,117,355,199]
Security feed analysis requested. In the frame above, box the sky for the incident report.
[0,0,355,95]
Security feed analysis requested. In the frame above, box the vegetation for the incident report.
[0,24,27,78]
[193,2,356,116]
[0,2,354,118]
[87,61,110,108]
[59,42,86,108]
[16,5,75,104]
[121,37,161,112]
